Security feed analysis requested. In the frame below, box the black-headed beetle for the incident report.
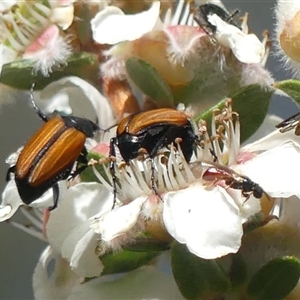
[7,90,99,210]
[193,3,240,35]
[109,108,200,203]
[276,112,300,135]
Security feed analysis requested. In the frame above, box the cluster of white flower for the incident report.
[1,0,300,299]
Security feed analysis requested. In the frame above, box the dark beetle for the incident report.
[110,108,199,162]
[109,108,200,203]
[193,3,240,35]
[276,111,300,135]
[7,92,99,210]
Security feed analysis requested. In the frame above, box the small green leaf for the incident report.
[172,74,240,109]
[273,79,300,105]
[125,57,174,106]
[101,249,160,276]
[228,253,247,288]
[1,52,99,90]
[195,85,274,143]
[124,237,170,252]
[171,242,231,300]
[247,256,300,300]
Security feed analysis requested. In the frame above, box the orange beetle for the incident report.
[7,94,99,210]
[111,108,198,163]
[109,108,200,204]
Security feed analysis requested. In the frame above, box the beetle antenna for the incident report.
[104,123,118,133]
[227,9,240,23]
[30,83,48,122]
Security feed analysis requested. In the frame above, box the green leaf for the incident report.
[247,256,300,300]
[172,73,240,109]
[124,237,170,252]
[171,242,231,300]
[228,253,247,288]
[101,249,160,276]
[1,52,99,90]
[273,79,300,105]
[125,57,174,106]
[195,85,274,143]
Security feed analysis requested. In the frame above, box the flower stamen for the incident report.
[8,207,46,242]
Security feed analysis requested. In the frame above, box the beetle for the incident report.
[6,89,99,210]
[109,108,200,203]
[202,163,265,201]
[193,3,240,35]
[276,111,300,135]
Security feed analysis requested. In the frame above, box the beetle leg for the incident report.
[69,164,88,179]
[48,183,60,211]
[209,148,218,162]
[6,165,16,181]
[109,137,118,209]
[242,191,251,204]
[150,158,162,200]
[69,147,89,179]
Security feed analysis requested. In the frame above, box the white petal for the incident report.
[279,196,300,229]
[0,44,17,72]
[243,115,284,146]
[50,5,74,30]
[0,1,17,12]
[33,246,80,300]
[30,181,67,209]
[69,229,104,277]
[208,14,264,64]
[163,183,243,259]
[91,196,147,241]
[47,183,113,252]
[0,181,23,221]
[59,220,103,277]
[225,188,261,222]
[91,2,161,44]
[243,129,298,152]
[67,266,183,300]
[236,141,300,198]
[229,33,265,64]
[39,76,116,141]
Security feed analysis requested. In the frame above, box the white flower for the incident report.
[90,100,300,260]
[95,0,272,113]
[236,140,300,199]
[0,1,17,12]
[33,246,81,300]
[0,181,23,221]
[0,76,115,221]
[0,179,63,222]
[0,1,74,75]
[66,265,184,299]
[33,247,183,299]
[46,182,113,277]
[200,9,265,64]
[163,183,244,258]
[22,24,72,76]
[91,1,162,45]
